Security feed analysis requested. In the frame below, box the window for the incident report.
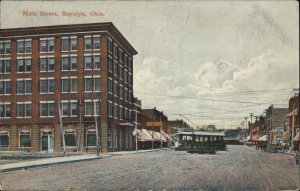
[19,130,31,147]
[0,41,11,54]
[0,131,9,148]
[113,103,118,119]
[113,81,118,96]
[84,76,100,92]
[0,80,11,95]
[119,106,123,120]
[64,129,76,147]
[62,56,77,71]
[0,60,11,73]
[94,55,100,69]
[93,36,100,50]
[0,103,11,118]
[84,100,100,116]
[17,79,31,94]
[108,78,113,94]
[114,60,118,76]
[40,57,55,72]
[124,88,128,102]
[17,39,32,54]
[40,38,55,52]
[128,73,132,86]
[119,85,123,99]
[108,38,113,53]
[17,58,31,73]
[124,53,128,67]
[62,77,77,93]
[17,41,24,54]
[39,78,55,93]
[40,101,55,117]
[124,108,128,120]
[61,100,77,117]
[84,56,92,70]
[119,48,123,62]
[124,69,128,83]
[86,129,97,147]
[48,39,55,52]
[71,38,77,51]
[108,101,113,117]
[128,57,132,71]
[129,91,133,104]
[61,38,69,51]
[119,65,123,80]
[85,36,92,50]
[70,56,77,70]
[17,102,32,118]
[113,43,118,58]
[108,56,113,73]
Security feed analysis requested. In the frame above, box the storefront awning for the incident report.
[141,129,154,141]
[135,129,151,141]
[161,130,173,141]
[286,109,298,117]
[293,131,300,141]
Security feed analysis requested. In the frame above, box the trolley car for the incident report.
[175,131,226,154]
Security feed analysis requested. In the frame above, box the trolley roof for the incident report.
[177,131,225,137]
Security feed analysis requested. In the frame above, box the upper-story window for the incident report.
[124,53,128,67]
[61,77,77,93]
[17,79,31,94]
[84,76,101,92]
[0,59,11,74]
[108,56,113,73]
[61,55,77,71]
[108,101,113,117]
[84,35,100,51]
[0,80,11,95]
[61,36,77,52]
[124,69,128,84]
[108,38,113,53]
[40,101,55,117]
[0,102,11,118]
[84,100,100,116]
[113,43,118,58]
[17,39,32,54]
[118,48,123,62]
[84,55,100,70]
[128,57,132,71]
[108,78,113,94]
[128,72,132,86]
[113,60,118,76]
[119,85,123,100]
[17,58,31,73]
[40,38,55,53]
[119,65,123,80]
[39,78,55,94]
[0,41,11,54]
[17,102,32,118]
[61,100,78,117]
[40,57,55,72]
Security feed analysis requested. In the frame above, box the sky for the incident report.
[1,1,299,129]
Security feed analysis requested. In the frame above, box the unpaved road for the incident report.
[1,145,299,190]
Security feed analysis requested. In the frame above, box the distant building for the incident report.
[167,119,192,133]
[266,105,289,143]
[287,95,299,142]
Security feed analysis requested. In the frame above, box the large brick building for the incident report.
[0,22,137,153]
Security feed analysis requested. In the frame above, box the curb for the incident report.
[0,155,111,173]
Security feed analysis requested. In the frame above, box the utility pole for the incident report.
[134,105,138,153]
[250,113,254,142]
[94,101,100,157]
[58,100,66,156]
[160,116,162,149]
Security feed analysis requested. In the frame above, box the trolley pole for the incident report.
[135,108,138,153]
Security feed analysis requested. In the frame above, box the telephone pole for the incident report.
[250,113,254,142]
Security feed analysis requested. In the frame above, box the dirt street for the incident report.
[0,145,299,191]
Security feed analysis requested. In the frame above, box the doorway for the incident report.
[41,132,54,153]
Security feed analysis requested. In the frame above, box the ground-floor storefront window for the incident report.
[0,131,9,148]
[64,129,76,147]
[86,129,97,147]
[19,130,31,147]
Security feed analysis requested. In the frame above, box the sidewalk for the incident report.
[0,149,164,172]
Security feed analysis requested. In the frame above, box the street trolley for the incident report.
[175,131,227,154]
